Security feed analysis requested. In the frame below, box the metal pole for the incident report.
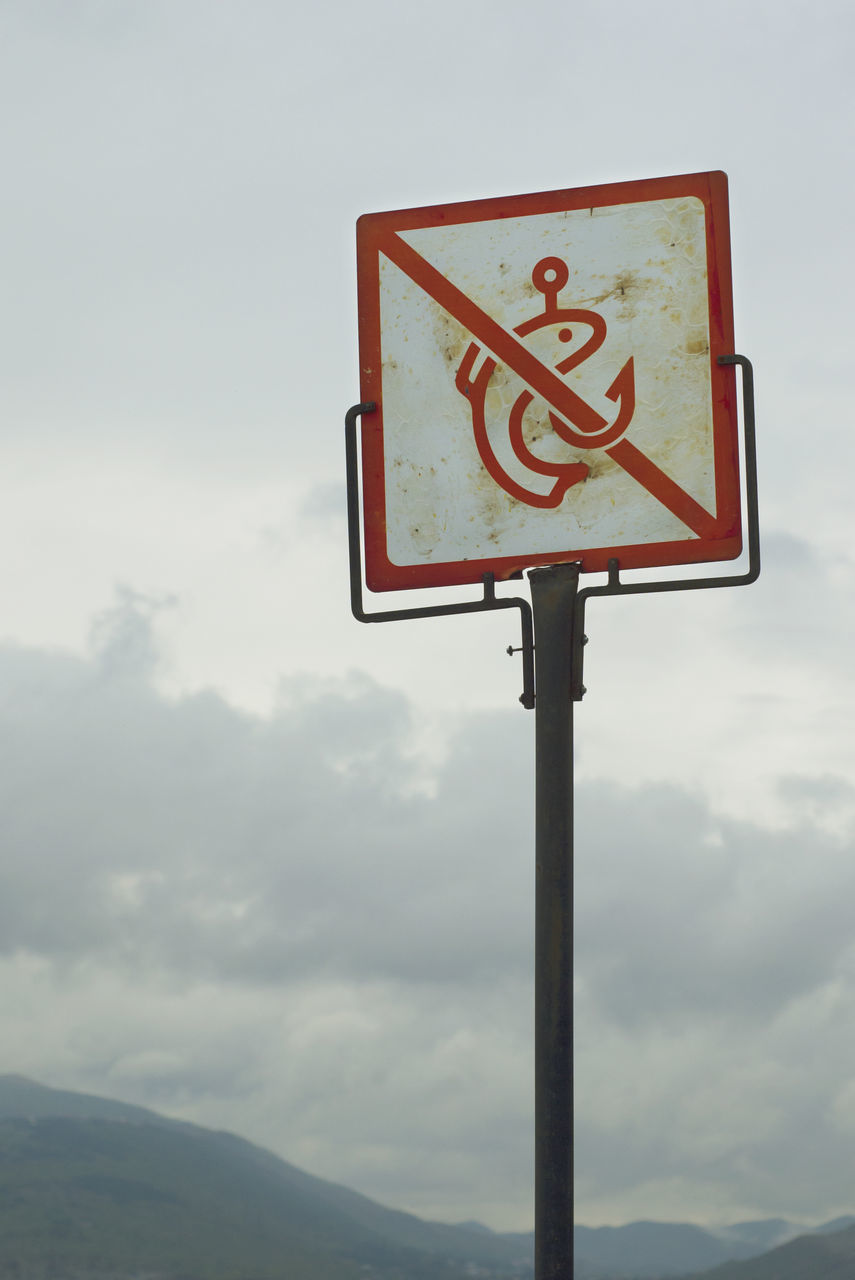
[530,562,579,1280]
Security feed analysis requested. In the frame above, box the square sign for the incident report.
[356,171,741,591]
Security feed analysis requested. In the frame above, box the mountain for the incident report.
[0,1074,193,1131]
[2,1076,851,1280]
[682,1222,855,1279]
[707,1218,797,1252]
[574,1216,855,1278]
[575,1221,760,1275]
[0,1075,532,1280]
[817,1214,855,1234]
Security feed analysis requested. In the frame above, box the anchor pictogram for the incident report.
[455,256,636,508]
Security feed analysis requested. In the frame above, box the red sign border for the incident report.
[356,171,741,592]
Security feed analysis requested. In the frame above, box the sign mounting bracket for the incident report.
[346,401,536,708]
[569,353,760,700]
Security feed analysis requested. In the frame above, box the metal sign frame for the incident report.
[356,171,742,593]
[346,352,757,708]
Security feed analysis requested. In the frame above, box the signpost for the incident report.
[346,171,759,1279]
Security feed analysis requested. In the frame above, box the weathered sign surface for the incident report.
[356,171,741,591]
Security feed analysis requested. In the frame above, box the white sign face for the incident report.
[357,173,741,592]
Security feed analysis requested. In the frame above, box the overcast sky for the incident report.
[1,0,854,1235]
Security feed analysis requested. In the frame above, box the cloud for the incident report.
[0,592,534,987]
[576,779,855,1027]
[4,593,855,1228]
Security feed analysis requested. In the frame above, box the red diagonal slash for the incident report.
[607,440,719,540]
[380,231,608,435]
[380,230,718,540]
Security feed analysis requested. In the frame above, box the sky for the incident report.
[1,0,854,1235]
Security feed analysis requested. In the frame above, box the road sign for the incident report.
[356,171,741,592]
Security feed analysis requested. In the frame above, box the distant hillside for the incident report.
[0,1073,193,1131]
[0,1075,532,1280]
[573,1215,855,1277]
[683,1222,855,1279]
[3,1076,851,1280]
[575,1220,758,1275]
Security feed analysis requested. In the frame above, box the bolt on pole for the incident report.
[530,562,580,1280]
